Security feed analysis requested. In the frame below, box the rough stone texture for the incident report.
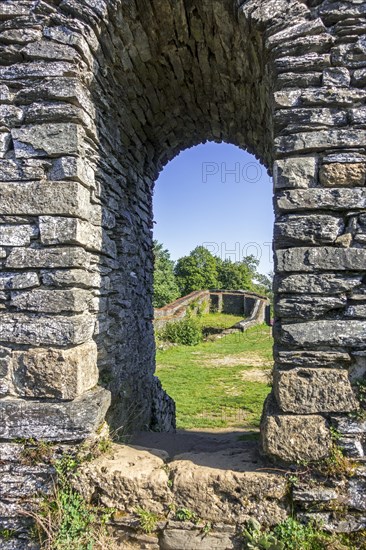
[159,529,235,550]
[77,444,172,515]
[0,387,111,441]
[273,368,359,414]
[319,163,366,187]
[0,0,365,540]
[273,157,317,189]
[261,397,332,464]
[12,342,99,399]
[279,320,366,348]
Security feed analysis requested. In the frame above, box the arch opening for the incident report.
[150,142,274,443]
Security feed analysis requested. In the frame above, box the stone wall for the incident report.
[154,289,269,330]
[154,290,210,329]
[0,0,366,543]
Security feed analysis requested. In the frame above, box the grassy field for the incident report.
[156,320,273,430]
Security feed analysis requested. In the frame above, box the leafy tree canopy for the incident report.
[174,246,219,296]
[153,241,180,308]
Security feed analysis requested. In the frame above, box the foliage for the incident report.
[243,519,352,550]
[19,438,54,466]
[273,518,332,550]
[153,242,273,303]
[175,246,219,295]
[314,443,356,479]
[216,257,255,291]
[135,507,159,534]
[242,519,284,550]
[199,312,245,331]
[174,508,198,522]
[158,316,203,346]
[156,325,273,429]
[29,454,116,549]
[0,529,16,541]
[153,241,180,308]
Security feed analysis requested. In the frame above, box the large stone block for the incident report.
[0,272,39,290]
[261,396,332,463]
[273,157,317,189]
[11,288,91,313]
[0,387,111,441]
[275,295,347,320]
[274,215,343,247]
[49,156,95,188]
[12,341,98,399]
[275,130,366,155]
[279,320,366,348]
[0,181,90,218]
[39,217,117,257]
[160,529,235,550]
[274,350,352,369]
[276,247,366,272]
[12,123,84,158]
[320,163,366,187]
[0,225,34,246]
[41,269,102,288]
[0,159,47,181]
[6,247,90,269]
[273,368,359,414]
[276,188,366,212]
[275,273,363,295]
[0,313,95,345]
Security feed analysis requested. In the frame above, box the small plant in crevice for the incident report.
[0,529,17,541]
[18,438,54,466]
[174,507,198,523]
[242,518,351,550]
[23,453,116,549]
[135,507,159,534]
[311,427,357,479]
[201,521,212,536]
[242,518,284,550]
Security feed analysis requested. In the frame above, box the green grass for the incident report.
[198,312,245,330]
[156,324,273,429]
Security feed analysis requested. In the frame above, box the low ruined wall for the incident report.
[154,291,210,330]
[73,443,366,550]
[154,290,270,331]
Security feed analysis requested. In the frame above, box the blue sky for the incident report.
[153,142,274,275]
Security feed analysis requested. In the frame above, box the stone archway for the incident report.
[0,0,365,481]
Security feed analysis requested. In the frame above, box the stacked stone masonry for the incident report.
[0,0,366,544]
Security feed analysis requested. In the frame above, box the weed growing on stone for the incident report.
[242,518,284,549]
[174,507,198,523]
[24,452,116,549]
[242,518,352,550]
[135,507,159,534]
[19,438,54,466]
[0,529,17,541]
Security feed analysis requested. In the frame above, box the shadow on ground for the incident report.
[130,429,272,472]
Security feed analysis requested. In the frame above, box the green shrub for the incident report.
[159,317,203,346]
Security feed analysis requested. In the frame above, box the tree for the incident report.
[174,246,219,295]
[153,241,180,308]
[217,258,254,291]
[253,271,274,298]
